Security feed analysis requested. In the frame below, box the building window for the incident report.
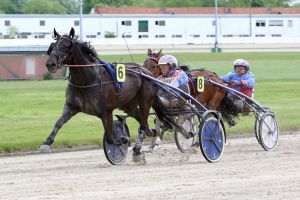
[269,20,283,26]
[271,34,281,37]
[74,20,79,26]
[288,20,293,28]
[155,20,165,26]
[121,20,132,26]
[138,20,148,32]
[5,20,10,26]
[212,20,216,26]
[223,35,233,37]
[172,35,182,38]
[40,20,45,26]
[155,35,165,38]
[206,34,215,37]
[256,20,266,27]
[138,35,148,38]
[86,35,96,38]
[255,34,265,37]
[239,34,250,37]
[26,59,35,75]
[122,34,132,38]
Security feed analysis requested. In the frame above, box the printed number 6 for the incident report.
[116,64,126,82]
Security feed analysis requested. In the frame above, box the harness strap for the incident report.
[68,81,100,88]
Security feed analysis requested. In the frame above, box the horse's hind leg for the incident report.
[40,103,78,153]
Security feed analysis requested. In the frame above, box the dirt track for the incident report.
[0,132,299,200]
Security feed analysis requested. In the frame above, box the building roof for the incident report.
[94,7,300,15]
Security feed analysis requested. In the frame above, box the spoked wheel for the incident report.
[103,120,129,165]
[254,108,271,145]
[258,111,279,151]
[254,113,263,144]
[174,114,199,153]
[199,114,225,163]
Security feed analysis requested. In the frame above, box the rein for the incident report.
[62,64,106,67]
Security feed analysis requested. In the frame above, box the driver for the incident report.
[150,55,191,149]
[157,55,190,107]
[221,59,256,125]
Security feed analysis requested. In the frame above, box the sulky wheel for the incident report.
[199,113,225,163]
[254,107,272,145]
[254,113,263,145]
[258,111,279,151]
[174,114,199,153]
[103,120,129,165]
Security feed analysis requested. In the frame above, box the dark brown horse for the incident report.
[40,28,163,159]
[143,49,238,125]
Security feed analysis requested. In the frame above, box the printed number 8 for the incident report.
[197,77,204,92]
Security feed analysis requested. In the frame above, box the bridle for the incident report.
[143,56,162,76]
[49,36,75,69]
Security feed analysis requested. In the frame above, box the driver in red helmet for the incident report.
[157,55,190,107]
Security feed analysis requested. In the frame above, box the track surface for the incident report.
[0,133,299,200]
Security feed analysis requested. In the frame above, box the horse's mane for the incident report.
[76,40,98,63]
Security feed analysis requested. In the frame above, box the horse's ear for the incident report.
[69,27,75,39]
[53,28,60,39]
[147,49,152,56]
[157,49,162,57]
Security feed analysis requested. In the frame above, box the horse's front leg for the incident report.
[39,103,78,152]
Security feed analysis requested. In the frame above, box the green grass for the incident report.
[0,52,299,152]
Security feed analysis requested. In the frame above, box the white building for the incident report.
[0,13,300,45]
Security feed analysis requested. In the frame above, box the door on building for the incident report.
[138,20,148,32]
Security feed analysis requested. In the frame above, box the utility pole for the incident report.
[212,0,221,53]
[80,0,83,41]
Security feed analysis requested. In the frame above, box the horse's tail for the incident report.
[152,97,175,130]
[218,94,239,121]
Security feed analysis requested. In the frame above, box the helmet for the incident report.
[233,59,250,71]
[158,55,178,69]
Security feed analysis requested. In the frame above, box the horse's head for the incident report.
[143,49,163,77]
[46,27,76,73]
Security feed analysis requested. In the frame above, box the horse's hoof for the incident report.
[39,145,52,153]
[132,152,146,164]
[132,143,142,153]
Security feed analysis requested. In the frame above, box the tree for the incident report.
[21,0,66,14]
[0,0,18,14]
[224,0,291,7]
[293,3,300,7]
[83,0,95,13]
[58,0,80,14]
[7,26,18,39]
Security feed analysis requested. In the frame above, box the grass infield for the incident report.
[0,52,299,152]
